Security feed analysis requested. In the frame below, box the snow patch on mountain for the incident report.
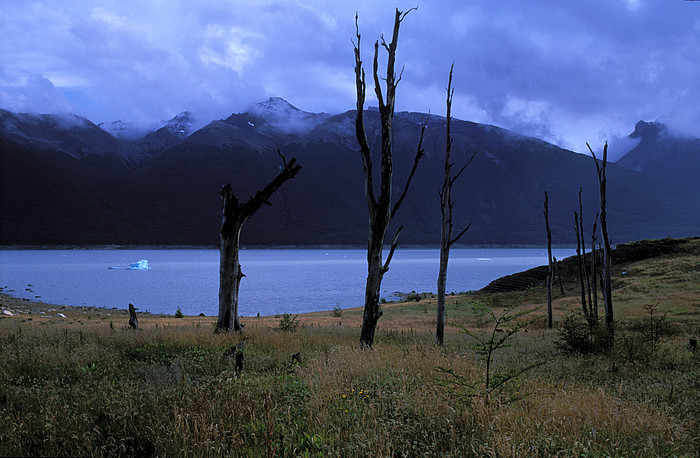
[163,111,196,137]
[246,97,329,134]
[99,120,132,138]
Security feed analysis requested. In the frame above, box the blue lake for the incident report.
[0,248,575,316]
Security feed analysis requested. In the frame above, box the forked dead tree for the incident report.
[216,151,301,332]
[587,142,613,332]
[354,8,426,348]
[543,191,553,329]
[436,64,475,345]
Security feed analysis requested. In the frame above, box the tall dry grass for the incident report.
[1,311,697,456]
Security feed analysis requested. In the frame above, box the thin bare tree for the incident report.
[544,191,553,329]
[354,8,426,348]
[436,64,475,345]
[590,212,599,321]
[587,142,613,332]
[216,151,301,332]
[578,188,593,317]
[574,211,589,319]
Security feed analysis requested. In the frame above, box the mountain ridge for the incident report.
[1,100,699,246]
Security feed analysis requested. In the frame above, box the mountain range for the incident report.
[1,98,698,246]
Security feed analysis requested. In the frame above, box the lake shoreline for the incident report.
[0,291,131,316]
[0,247,578,316]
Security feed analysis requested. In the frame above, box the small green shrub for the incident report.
[332,303,343,317]
[174,307,184,318]
[558,313,612,355]
[277,313,299,333]
[436,298,542,404]
[616,303,679,364]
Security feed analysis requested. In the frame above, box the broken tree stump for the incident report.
[128,303,138,330]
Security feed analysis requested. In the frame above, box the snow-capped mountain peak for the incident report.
[163,111,195,137]
[98,120,132,138]
[245,97,329,134]
[246,97,302,119]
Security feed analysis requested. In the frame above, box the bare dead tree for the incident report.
[436,64,475,345]
[574,211,589,320]
[543,191,553,329]
[590,212,599,321]
[588,142,613,332]
[578,188,593,317]
[553,257,565,295]
[354,8,426,348]
[216,151,301,332]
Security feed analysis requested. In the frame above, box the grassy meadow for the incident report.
[0,238,698,456]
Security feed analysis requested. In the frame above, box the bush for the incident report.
[277,313,299,332]
[331,303,343,318]
[616,303,679,364]
[558,313,611,355]
[174,307,184,318]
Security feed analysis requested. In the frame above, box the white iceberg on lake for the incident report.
[129,260,150,270]
[109,259,151,270]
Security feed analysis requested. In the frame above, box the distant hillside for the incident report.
[481,237,700,293]
[1,101,699,246]
[615,121,700,194]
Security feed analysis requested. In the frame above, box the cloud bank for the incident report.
[1,0,698,152]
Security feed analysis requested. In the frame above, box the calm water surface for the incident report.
[0,248,575,316]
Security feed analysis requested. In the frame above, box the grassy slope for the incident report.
[0,238,698,456]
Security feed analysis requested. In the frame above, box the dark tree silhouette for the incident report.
[543,191,553,329]
[574,211,589,320]
[588,142,613,332]
[216,151,301,332]
[590,212,600,321]
[578,188,593,318]
[436,64,475,345]
[354,8,426,348]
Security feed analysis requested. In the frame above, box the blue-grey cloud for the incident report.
[1,0,698,152]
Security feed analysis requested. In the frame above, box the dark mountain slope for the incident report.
[1,106,699,246]
[616,121,700,194]
[0,137,143,244]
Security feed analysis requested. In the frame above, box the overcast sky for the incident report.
[1,0,698,157]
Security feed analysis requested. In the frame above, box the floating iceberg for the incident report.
[108,259,151,270]
[129,260,150,270]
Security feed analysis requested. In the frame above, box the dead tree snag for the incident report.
[216,151,301,333]
[354,8,426,348]
[437,64,475,345]
[588,142,613,333]
[544,191,553,329]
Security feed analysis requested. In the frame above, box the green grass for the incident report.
[1,316,697,456]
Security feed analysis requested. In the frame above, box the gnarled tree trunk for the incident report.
[354,8,425,348]
[216,153,301,332]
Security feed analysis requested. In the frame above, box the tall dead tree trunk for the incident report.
[216,152,301,332]
[574,211,589,320]
[553,257,565,295]
[354,8,426,348]
[578,188,593,317]
[588,142,613,332]
[591,212,599,321]
[543,191,553,329]
[437,64,474,345]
